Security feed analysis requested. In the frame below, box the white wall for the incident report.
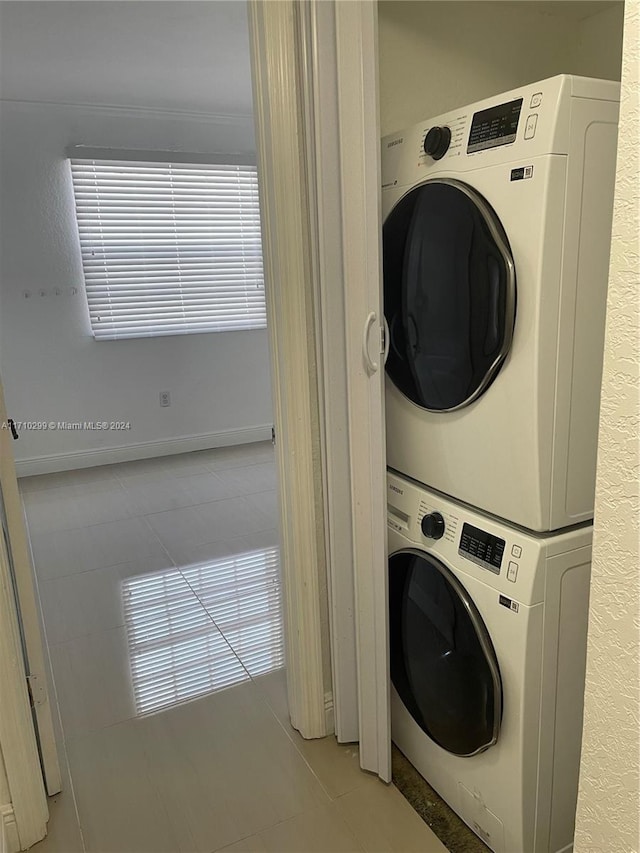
[0,3,272,472]
[378,1,624,135]
[574,2,640,849]
[0,102,272,470]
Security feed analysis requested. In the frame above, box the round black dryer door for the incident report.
[389,549,502,756]
[384,179,516,412]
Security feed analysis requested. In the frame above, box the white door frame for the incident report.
[0,381,61,799]
[0,419,48,849]
[0,534,47,852]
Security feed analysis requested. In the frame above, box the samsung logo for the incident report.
[389,484,404,495]
[387,137,403,148]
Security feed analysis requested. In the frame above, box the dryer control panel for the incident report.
[467,98,523,153]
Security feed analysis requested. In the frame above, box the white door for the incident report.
[0,375,61,797]
[248,0,390,779]
[294,0,391,779]
[334,0,391,781]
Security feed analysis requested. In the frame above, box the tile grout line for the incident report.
[207,802,367,853]
[133,486,277,522]
[18,442,275,494]
[134,514,262,710]
[254,682,340,805]
[32,554,172,585]
[27,483,277,539]
[175,564,255,684]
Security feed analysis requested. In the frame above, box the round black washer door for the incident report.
[389,549,502,756]
[384,179,516,412]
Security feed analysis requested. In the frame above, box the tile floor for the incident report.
[23,442,447,853]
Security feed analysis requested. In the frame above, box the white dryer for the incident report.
[383,75,619,531]
[387,470,592,853]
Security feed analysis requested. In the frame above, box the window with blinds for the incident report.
[69,154,266,340]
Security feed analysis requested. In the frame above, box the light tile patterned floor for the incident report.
[23,443,447,853]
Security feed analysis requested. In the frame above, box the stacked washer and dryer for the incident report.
[382,75,619,853]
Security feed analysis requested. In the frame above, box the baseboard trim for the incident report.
[15,425,273,478]
[1,806,20,853]
[324,691,335,736]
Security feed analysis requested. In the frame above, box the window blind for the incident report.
[69,157,266,340]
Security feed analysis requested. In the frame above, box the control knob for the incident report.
[421,511,445,540]
[423,126,451,160]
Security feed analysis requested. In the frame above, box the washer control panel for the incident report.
[386,470,591,606]
[458,522,505,574]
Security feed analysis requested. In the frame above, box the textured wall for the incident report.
[574,2,640,851]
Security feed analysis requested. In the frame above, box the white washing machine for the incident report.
[383,75,619,531]
[387,470,592,853]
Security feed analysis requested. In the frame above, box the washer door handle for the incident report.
[362,311,379,374]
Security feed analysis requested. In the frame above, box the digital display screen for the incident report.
[467,98,523,153]
[459,523,505,574]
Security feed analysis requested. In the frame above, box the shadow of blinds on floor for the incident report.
[123,547,283,715]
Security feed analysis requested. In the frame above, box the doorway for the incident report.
[0,2,287,848]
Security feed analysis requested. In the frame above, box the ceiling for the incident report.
[0,1,254,114]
